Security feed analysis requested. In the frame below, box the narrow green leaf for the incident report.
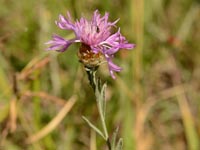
[116,138,123,150]
[82,116,106,140]
[100,83,107,118]
[111,127,119,150]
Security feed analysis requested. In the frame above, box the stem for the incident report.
[107,138,112,150]
[97,98,108,139]
[86,68,111,150]
[96,85,111,150]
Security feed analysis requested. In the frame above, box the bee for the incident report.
[96,26,100,33]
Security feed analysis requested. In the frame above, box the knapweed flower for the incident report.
[46,10,135,79]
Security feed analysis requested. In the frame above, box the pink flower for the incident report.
[46,10,135,79]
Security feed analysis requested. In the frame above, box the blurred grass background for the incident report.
[0,0,200,150]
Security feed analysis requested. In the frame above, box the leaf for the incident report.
[111,127,119,150]
[82,116,106,140]
[100,83,107,118]
[116,138,123,150]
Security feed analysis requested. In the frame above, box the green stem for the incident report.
[97,98,108,139]
[95,83,111,150]
[86,68,111,150]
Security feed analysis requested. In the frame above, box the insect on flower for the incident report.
[46,10,135,79]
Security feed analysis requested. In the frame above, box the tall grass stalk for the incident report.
[131,0,144,149]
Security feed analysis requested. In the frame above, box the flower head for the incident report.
[46,10,135,79]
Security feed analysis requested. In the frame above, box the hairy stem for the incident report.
[86,68,111,150]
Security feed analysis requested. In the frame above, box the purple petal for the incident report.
[102,28,135,54]
[108,60,122,72]
[119,43,135,49]
[105,56,122,79]
[46,35,76,52]
[104,31,120,45]
[104,47,120,55]
[56,13,75,30]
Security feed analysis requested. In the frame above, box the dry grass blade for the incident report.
[131,0,144,105]
[131,0,144,148]
[18,55,50,81]
[176,90,199,150]
[25,95,77,144]
[176,3,199,44]
[170,56,200,150]
[133,83,191,150]
[9,98,17,133]
[90,129,96,150]
[22,91,66,106]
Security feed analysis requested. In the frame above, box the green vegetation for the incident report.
[0,0,200,149]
